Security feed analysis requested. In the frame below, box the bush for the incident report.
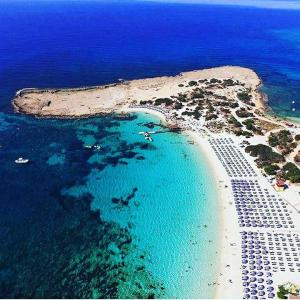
[223,79,235,86]
[228,116,242,128]
[243,119,255,130]
[237,92,252,102]
[191,91,204,99]
[229,102,239,108]
[188,81,198,87]
[269,130,293,147]
[154,98,173,106]
[295,134,300,141]
[210,78,220,84]
[277,285,289,299]
[205,114,218,121]
[140,100,153,105]
[282,162,300,183]
[245,144,285,167]
[236,109,254,118]
[176,94,188,103]
[264,164,280,175]
[174,102,183,110]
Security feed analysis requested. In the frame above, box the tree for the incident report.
[264,164,280,175]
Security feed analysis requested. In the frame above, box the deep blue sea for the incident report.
[1,1,300,298]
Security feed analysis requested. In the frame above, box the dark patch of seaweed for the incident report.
[0,193,163,298]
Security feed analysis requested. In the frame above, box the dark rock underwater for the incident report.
[0,113,164,298]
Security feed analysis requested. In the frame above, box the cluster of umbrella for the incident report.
[232,179,293,229]
[241,231,275,299]
[210,139,256,177]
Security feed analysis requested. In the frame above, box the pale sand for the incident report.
[13,66,261,118]
[189,132,243,299]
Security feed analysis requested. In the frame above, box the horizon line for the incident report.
[139,0,300,10]
[2,0,300,10]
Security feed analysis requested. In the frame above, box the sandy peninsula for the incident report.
[13,66,261,118]
[13,66,300,299]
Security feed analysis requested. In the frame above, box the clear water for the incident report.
[0,111,219,298]
[1,1,300,297]
[65,113,219,298]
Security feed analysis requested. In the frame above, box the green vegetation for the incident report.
[245,144,285,167]
[140,100,153,105]
[277,283,300,299]
[178,84,184,87]
[243,118,255,130]
[182,109,201,120]
[234,129,253,138]
[237,91,252,102]
[228,116,242,128]
[282,162,300,183]
[222,79,235,86]
[268,130,297,155]
[277,285,289,299]
[264,164,280,176]
[269,130,293,147]
[236,108,254,118]
[207,104,215,113]
[215,95,227,100]
[210,78,221,84]
[176,93,188,103]
[295,134,300,141]
[188,80,198,87]
[191,90,205,99]
[228,102,239,108]
[205,113,218,121]
[174,102,183,110]
[242,118,263,135]
[154,98,173,106]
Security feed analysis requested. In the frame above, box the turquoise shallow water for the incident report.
[0,111,219,298]
[65,112,220,298]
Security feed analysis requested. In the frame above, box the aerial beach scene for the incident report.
[1,0,300,299]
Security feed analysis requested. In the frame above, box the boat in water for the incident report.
[138,131,154,142]
[15,157,29,164]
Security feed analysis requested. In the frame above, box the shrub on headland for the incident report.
[236,108,254,118]
[237,91,252,102]
[245,144,285,167]
[268,130,293,147]
[154,98,173,106]
[188,80,198,87]
[282,162,300,183]
[228,115,242,128]
[264,164,280,176]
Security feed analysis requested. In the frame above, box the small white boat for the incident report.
[15,157,29,164]
[84,145,93,149]
[93,145,102,150]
